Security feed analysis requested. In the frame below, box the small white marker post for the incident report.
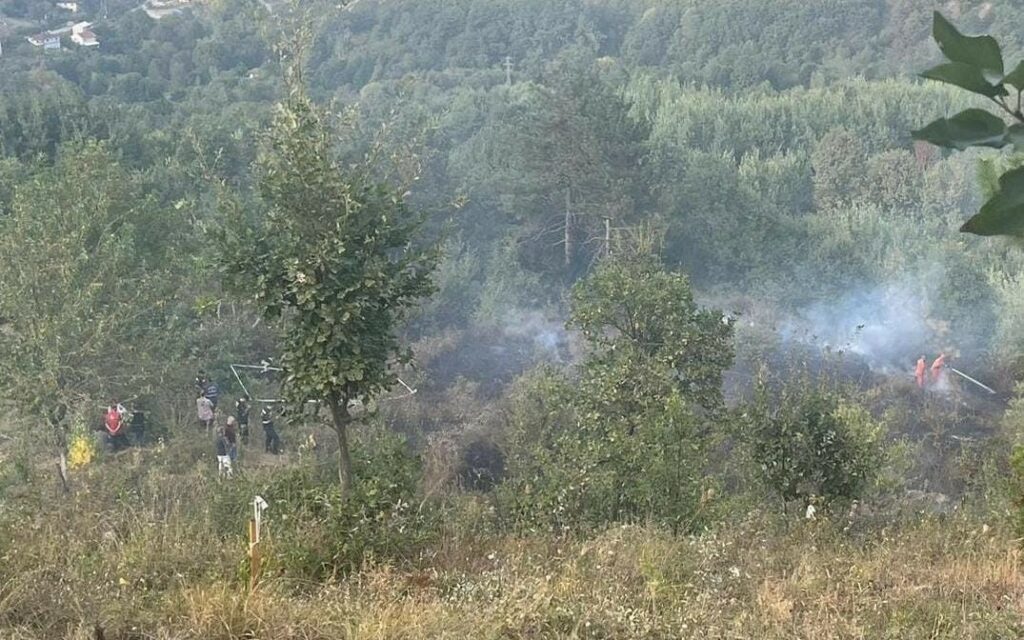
[249,495,269,590]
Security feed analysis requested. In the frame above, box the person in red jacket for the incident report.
[915,356,927,388]
[104,400,127,450]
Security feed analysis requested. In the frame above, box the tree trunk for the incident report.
[56,451,69,494]
[327,395,354,495]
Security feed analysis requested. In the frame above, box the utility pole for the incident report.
[503,56,513,86]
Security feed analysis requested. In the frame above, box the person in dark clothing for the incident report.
[261,405,280,455]
[204,379,220,410]
[225,416,239,464]
[214,427,232,478]
[235,396,251,445]
[130,409,146,446]
[195,372,220,410]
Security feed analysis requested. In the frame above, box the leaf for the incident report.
[961,167,1024,236]
[1005,61,1024,90]
[1009,124,1024,149]
[912,109,1009,150]
[921,62,1007,98]
[933,12,1004,75]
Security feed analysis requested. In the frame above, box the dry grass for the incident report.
[3,439,1024,639]
[5,517,1023,639]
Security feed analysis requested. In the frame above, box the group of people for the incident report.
[195,373,281,478]
[915,353,948,389]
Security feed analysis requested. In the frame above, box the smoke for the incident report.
[778,281,938,375]
[499,309,572,361]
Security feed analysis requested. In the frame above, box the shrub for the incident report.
[497,252,732,533]
[497,361,709,533]
[743,376,888,509]
[253,425,440,582]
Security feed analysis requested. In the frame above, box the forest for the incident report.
[4,0,1024,637]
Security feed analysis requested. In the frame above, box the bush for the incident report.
[253,425,441,582]
[497,362,709,533]
[497,252,732,533]
[743,376,888,509]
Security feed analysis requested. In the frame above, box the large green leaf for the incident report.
[961,167,1024,236]
[921,62,1007,97]
[1004,61,1024,90]
[933,11,1004,75]
[912,109,1009,150]
[1009,124,1024,148]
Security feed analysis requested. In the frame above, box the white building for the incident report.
[27,33,61,50]
[144,0,192,19]
[71,22,98,47]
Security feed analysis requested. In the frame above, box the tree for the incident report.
[0,145,184,489]
[220,85,437,494]
[499,250,734,531]
[912,12,1024,236]
[811,127,867,211]
[467,54,650,279]
[569,248,734,413]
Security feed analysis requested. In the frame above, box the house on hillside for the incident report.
[143,0,192,19]
[71,21,98,47]
[57,2,79,11]
[27,33,61,50]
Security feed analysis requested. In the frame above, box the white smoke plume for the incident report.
[779,282,938,374]
[499,309,573,361]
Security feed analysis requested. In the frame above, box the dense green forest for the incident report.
[5,0,1024,637]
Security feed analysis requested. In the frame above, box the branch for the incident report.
[989,95,1024,124]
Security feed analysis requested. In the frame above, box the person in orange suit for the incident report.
[915,356,927,388]
[931,353,947,384]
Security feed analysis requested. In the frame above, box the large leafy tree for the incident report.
[0,144,183,486]
[569,249,734,413]
[500,250,734,531]
[220,84,437,494]
[912,12,1024,236]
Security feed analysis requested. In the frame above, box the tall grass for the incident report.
[2,430,1023,639]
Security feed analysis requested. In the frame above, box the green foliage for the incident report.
[462,59,650,277]
[913,108,1017,150]
[811,127,868,210]
[498,367,708,533]
[1000,384,1024,536]
[220,80,438,490]
[913,12,1024,236]
[498,252,732,532]
[223,87,436,404]
[931,12,1004,76]
[743,377,888,507]
[961,167,1024,235]
[569,251,734,412]
[235,427,436,580]
[1008,445,1024,535]
[0,144,188,439]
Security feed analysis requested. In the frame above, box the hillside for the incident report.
[4,1,1024,638]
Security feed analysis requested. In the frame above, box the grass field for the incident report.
[1,429,1022,640]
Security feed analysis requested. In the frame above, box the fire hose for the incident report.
[948,367,997,395]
